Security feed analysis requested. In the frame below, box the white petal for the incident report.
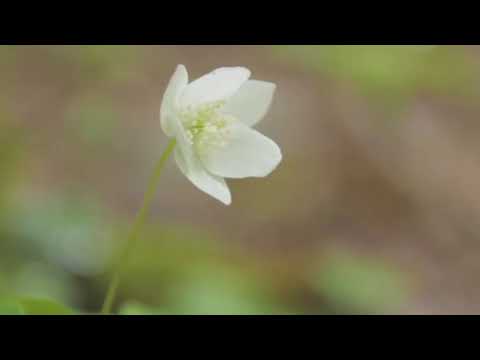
[180,67,251,109]
[172,112,231,205]
[160,64,188,136]
[223,80,276,127]
[200,121,282,179]
[175,147,231,205]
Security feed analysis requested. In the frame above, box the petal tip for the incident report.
[219,190,232,206]
[222,199,232,206]
[176,64,187,72]
[256,141,282,178]
[262,147,283,177]
[271,82,277,93]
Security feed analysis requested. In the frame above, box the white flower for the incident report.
[160,65,282,205]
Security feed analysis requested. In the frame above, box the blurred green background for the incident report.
[2,45,480,314]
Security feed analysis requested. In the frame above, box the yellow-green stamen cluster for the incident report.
[180,101,234,154]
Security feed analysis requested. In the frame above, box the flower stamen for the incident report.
[180,101,235,153]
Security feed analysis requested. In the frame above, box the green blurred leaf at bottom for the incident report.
[0,297,75,315]
[18,298,75,315]
[118,301,167,315]
[311,251,410,314]
[0,299,24,315]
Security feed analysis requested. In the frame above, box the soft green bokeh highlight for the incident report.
[0,297,75,315]
[275,45,480,107]
[311,251,409,314]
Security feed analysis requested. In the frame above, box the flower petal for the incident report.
[222,80,276,127]
[160,64,188,136]
[171,111,231,205]
[180,67,251,109]
[200,121,282,179]
[175,147,231,205]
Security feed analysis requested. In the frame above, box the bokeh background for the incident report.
[2,45,480,314]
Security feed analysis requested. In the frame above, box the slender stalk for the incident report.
[101,138,177,314]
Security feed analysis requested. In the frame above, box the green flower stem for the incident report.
[101,138,177,315]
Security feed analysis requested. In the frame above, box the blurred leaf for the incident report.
[16,297,75,315]
[13,262,78,304]
[0,299,24,315]
[120,223,227,286]
[118,301,167,315]
[274,45,480,106]
[168,268,278,315]
[311,251,409,314]
[8,193,115,276]
[0,297,76,315]
[112,224,285,314]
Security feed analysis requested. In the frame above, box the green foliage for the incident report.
[12,262,78,304]
[119,301,166,315]
[112,224,283,314]
[0,299,23,315]
[8,193,115,277]
[275,45,480,106]
[0,297,75,315]
[310,251,410,314]
[165,267,281,315]
[16,297,75,315]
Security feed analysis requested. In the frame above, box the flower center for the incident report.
[180,101,234,154]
